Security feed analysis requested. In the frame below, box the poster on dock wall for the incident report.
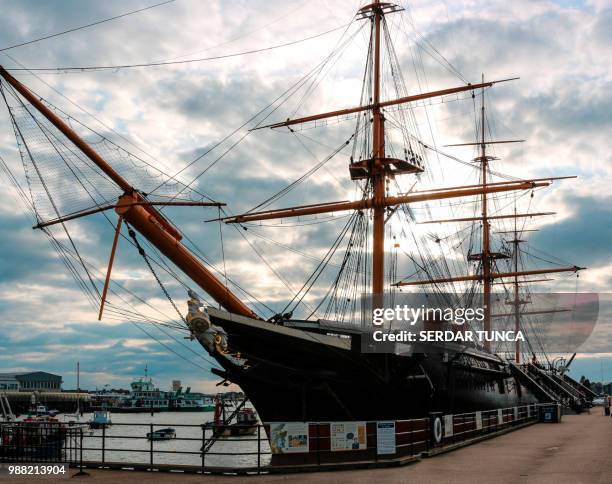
[444,414,454,438]
[475,411,483,430]
[269,422,309,454]
[376,421,396,455]
[330,421,367,451]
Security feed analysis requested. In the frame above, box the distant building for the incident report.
[0,371,62,392]
[0,373,19,391]
[172,380,182,392]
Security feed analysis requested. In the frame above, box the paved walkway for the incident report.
[2,411,611,483]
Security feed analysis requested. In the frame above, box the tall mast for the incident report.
[371,0,386,296]
[480,75,492,351]
[200,3,580,329]
[76,361,80,416]
[511,208,522,363]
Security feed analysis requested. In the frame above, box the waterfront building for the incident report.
[0,371,62,392]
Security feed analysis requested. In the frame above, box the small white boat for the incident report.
[35,404,48,416]
[146,427,176,441]
[89,410,112,429]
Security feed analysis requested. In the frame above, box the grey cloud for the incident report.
[531,194,612,267]
[0,319,218,390]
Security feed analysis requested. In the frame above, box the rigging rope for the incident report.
[0,157,222,370]
[0,0,176,53]
[150,21,365,202]
[5,24,353,72]
[245,133,355,214]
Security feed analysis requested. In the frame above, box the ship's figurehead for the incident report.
[186,289,229,354]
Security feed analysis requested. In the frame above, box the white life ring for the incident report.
[433,416,443,444]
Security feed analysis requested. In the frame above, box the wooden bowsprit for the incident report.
[0,64,259,321]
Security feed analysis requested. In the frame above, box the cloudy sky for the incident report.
[0,0,611,392]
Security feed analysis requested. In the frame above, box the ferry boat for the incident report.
[106,371,214,412]
[171,390,215,412]
[122,372,170,412]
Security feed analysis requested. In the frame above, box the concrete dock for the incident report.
[2,411,610,483]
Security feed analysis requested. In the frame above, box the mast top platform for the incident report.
[472,155,499,163]
[357,2,403,19]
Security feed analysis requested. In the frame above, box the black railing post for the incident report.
[17,424,21,462]
[39,424,43,463]
[73,427,89,477]
[149,423,154,468]
[374,422,378,462]
[69,428,74,463]
[201,425,206,473]
[257,425,261,473]
[316,424,320,466]
[102,425,106,464]
[410,421,413,457]
[16,424,21,463]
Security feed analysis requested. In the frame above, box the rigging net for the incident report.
[2,82,206,226]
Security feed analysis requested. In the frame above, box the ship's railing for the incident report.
[0,404,546,474]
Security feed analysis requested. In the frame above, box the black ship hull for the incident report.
[198,308,540,422]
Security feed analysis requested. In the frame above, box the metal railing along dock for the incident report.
[0,403,547,475]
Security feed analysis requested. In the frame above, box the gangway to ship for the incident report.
[546,372,586,400]
[526,365,569,402]
[509,363,555,403]
[561,373,597,401]
[525,364,586,411]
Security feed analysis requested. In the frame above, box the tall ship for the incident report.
[0,1,594,424]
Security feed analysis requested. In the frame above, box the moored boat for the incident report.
[0,416,67,460]
[88,410,112,429]
[146,427,176,441]
[204,398,258,437]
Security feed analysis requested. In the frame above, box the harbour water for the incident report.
[63,411,271,468]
